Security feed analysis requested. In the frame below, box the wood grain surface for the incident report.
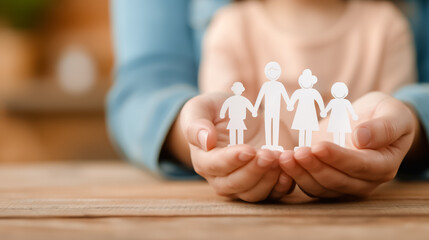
[1,161,429,240]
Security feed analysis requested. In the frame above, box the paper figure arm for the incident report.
[287,92,298,111]
[220,99,230,119]
[244,98,257,117]
[321,101,332,118]
[346,100,358,121]
[280,85,290,106]
[253,84,266,112]
[314,91,325,114]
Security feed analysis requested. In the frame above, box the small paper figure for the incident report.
[220,82,256,146]
[321,82,358,147]
[254,62,290,152]
[288,69,325,151]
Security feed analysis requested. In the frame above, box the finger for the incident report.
[311,142,398,182]
[237,168,281,203]
[294,148,375,197]
[268,173,295,201]
[353,98,413,149]
[279,150,341,198]
[181,96,221,151]
[190,144,256,177]
[186,119,217,151]
[211,149,277,195]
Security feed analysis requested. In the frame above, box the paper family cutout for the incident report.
[220,61,358,151]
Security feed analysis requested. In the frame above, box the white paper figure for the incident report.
[254,62,290,151]
[321,82,358,147]
[220,82,256,146]
[288,69,325,151]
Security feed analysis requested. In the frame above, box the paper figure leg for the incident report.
[339,132,346,147]
[305,130,312,147]
[237,130,244,145]
[265,117,272,147]
[299,130,305,147]
[273,116,280,147]
[333,132,340,146]
[229,130,237,146]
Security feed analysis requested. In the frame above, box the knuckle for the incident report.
[192,161,204,176]
[381,119,396,142]
[225,177,245,193]
[325,179,348,192]
[379,170,397,182]
[206,163,219,175]
[214,188,230,197]
[353,161,369,176]
[239,194,265,203]
[211,181,230,197]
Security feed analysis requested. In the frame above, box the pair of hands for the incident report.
[179,91,417,201]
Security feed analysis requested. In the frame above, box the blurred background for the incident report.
[0,0,118,162]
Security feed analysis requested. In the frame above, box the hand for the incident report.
[279,92,416,198]
[287,105,294,111]
[252,111,257,118]
[179,93,295,202]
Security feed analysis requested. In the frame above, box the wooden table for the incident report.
[1,161,429,240]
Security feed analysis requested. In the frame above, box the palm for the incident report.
[313,92,412,151]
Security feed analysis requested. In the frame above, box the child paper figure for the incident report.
[254,62,290,151]
[288,69,325,151]
[321,82,358,147]
[220,82,256,146]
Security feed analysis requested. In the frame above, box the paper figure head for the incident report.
[331,82,348,99]
[265,62,281,81]
[231,82,245,95]
[298,69,317,89]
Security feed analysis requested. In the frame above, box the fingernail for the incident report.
[354,127,371,147]
[257,155,274,168]
[238,151,254,161]
[198,130,208,151]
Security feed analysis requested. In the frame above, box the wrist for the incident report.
[402,102,427,161]
[165,107,193,168]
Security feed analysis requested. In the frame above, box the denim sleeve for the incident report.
[395,84,429,140]
[395,84,429,179]
[108,0,200,179]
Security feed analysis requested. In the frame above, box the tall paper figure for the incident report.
[321,82,358,147]
[254,62,290,151]
[288,69,325,151]
[220,82,256,146]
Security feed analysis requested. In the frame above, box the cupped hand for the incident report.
[279,92,416,198]
[180,93,295,202]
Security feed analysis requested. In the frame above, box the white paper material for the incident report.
[321,82,358,147]
[220,82,256,146]
[288,69,325,151]
[254,62,290,152]
[220,63,358,150]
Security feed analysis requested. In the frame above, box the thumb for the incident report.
[180,96,219,151]
[186,119,217,151]
[353,105,413,149]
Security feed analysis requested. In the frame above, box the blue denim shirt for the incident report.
[108,0,429,179]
